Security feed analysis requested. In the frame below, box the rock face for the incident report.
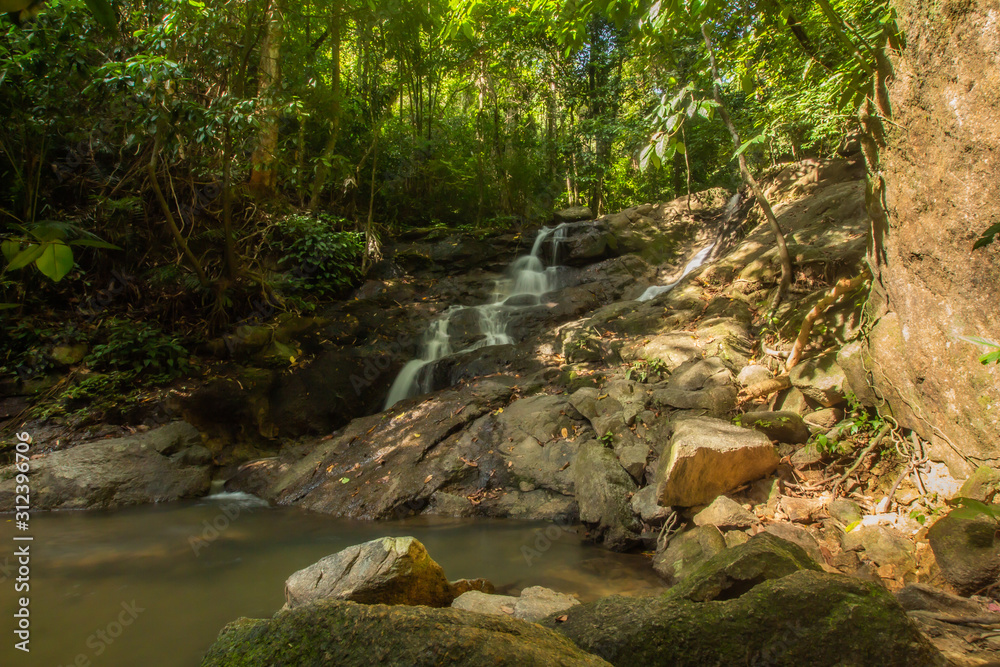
[545,570,945,667]
[0,422,211,511]
[927,513,1000,595]
[655,417,779,507]
[284,537,455,609]
[451,586,580,622]
[202,600,611,667]
[873,0,1000,472]
[652,525,726,585]
[788,353,848,408]
[573,440,641,551]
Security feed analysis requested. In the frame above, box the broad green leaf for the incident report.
[34,242,74,282]
[675,141,686,155]
[973,221,1000,249]
[6,243,44,271]
[958,335,1000,348]
[0,303,18,311]
[733,132,767,159]
[1,239,19,262]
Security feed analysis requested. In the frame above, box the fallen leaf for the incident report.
[560,427,568,437]
[556,615,568,623]
[500,606,514,614]
[340,477,350,484]
[424,475,433,484]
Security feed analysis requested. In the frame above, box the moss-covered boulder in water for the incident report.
[201,600,611,667]
[543,570,946,666]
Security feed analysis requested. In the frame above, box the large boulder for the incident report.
[284,537,455,609]
[927,513,1000,595]
[544,571,946,666]
[0,422,210,511]
[654,417,779,507]
[788,352,849,408]
[871,0,1000,472]
[202,600,610,667]
[573,440,642,551]
[667,532,821,603]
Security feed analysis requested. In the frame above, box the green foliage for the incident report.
[270,214,364,297]
[958,335,1000,366]
[624,357,668,383]
[85,319,191,385]
[973,221,1000,250]
[947,497,1000,525]
[3,220,119,283]
[599,430,615,447]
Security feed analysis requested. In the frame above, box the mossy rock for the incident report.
[666,532,821,603]
[201,600,610,667]
[543,570,945,666]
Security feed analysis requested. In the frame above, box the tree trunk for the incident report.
[250,0,284,193]
[702,23,793,312]
[309,1,343,210]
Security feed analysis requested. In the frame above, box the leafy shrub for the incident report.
[271,214,363,297]
[85,319,190,385]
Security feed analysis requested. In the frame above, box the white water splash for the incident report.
[384,224,570,408]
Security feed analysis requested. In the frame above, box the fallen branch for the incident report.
[786,272,869,370]
[740,375,792,400]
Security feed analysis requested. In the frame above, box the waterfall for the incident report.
[383,224,569,408]
[636,243,716,303]
[635,193,738,303]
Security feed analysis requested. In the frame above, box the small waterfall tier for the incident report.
[384,224,570,408]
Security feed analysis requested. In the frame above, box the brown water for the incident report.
[2,493,662,667]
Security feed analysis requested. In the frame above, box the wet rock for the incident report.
[50,342,88,366]
[738,411,810,444]
[574,440,641,551]
[0,423,211,511]
[653,525,726,585]
[284,537,454,609]
[789,352,849,408]
[927,513,1000,595]
[667,532,822,602]
[692,496,757,529]
[202,600,609,667]
[895,583,989,617]
[453,586,580,623]
[544,570,945,667]
[655,417,779,507]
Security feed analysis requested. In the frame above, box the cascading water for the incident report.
[635,192,740,303]
[383,224,569,408]
[636,243,716,303]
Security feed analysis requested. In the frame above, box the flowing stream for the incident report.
[384,224,571,408]
[4,494,661,667]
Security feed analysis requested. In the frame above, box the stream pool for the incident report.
[2,493,662,666]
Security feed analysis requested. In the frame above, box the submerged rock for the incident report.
[202,600,610,667]
[655,417,779,508]
[284,537,455,609]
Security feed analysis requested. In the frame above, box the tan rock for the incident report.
[655,417,779,507]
